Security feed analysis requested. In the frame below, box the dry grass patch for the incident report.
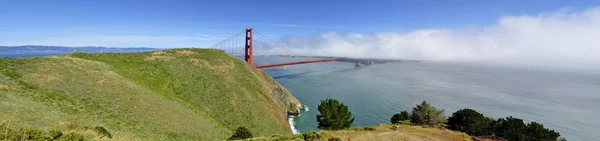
[29,74,59,82]
[175,50,198,56]
[0,84,11,91]
[145,51,176,61]
[189,58,235,71]
[144,56,174,61]
[151,51,167,55]
[95,78,107,85]
[322,124,472,141]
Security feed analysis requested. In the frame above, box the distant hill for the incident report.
[0,45,158,57]
[0,48,301,140]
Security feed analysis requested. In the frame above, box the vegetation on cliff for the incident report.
[0,48,301,140]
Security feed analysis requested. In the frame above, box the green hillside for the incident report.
[0,48,301,140]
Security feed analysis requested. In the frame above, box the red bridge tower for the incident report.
[245,28,253,66]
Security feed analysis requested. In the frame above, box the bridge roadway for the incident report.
[255,58,340,68]
[252,55,413,69]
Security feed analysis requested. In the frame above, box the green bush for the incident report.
[22,128,46,140]
[48,130,64,139]
[270,134,293,141]
[0,125,78,141]
[302,131,321,141]
[57,132,85,141]
[92,126,112,139]
[363,126,376,131]
[228,127,253,140]
[410,101,445,126]
[328,137,342,141]
[397,120,411,125]
[391,111,410,124]
[317,98,355,130]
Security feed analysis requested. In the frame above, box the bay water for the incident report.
[262,60,600,141]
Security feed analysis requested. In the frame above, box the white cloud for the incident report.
[278,7,600,68]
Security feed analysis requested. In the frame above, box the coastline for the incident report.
[288,115,300,134]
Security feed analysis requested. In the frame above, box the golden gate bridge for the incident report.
[211,28,393,69]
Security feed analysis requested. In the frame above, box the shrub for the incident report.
[410,101,445,126]
[92,126,112,139]
[391,111,410,124]
[302,131,321,141]
[22,128,46,140]
[271,134,295,141]
[48,130,64,139]
[363,126,376,131]
[328,137,342,141]
[317,98,355,130]
[57,132,85,141]
[228,127,253,140]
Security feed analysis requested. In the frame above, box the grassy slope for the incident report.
[248,124,473,141]
[0,48,301,140]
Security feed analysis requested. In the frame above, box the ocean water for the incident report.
[262,60,600,141]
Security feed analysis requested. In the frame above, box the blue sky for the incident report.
[1,0,598,48]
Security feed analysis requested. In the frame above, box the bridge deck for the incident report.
[255,59,339,68]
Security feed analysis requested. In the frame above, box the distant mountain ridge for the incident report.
[0,45,158,57]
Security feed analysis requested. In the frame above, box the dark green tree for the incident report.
[489,117,563,141]
[445,109,564,141]
[494,116,527,141]
[410,101,445,126]
[391,111,410,124]
[447,108,491,135]
[525,122,560,141]
[228,127,253,140]
[317,98,355,130]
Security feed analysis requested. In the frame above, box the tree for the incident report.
[445,108,564,141]
[317,98,355,130]
[410,101,445,126]
[447,108,490,135]
[391,111,410,124]
[491,117,562,141]
[228,127,253,140]
[525,122,560,141]
[494,116,527,141]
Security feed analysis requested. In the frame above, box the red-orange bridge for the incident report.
[211,28,363,69]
